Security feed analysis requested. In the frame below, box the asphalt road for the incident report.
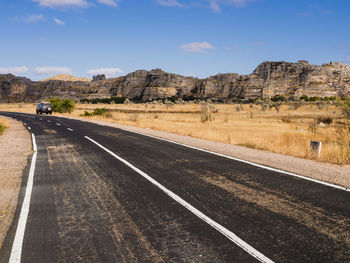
[0,111,349,263]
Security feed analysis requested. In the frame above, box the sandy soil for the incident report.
[63,116,350,189]
[0,117,31,248]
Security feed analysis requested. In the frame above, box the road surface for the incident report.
[0,111,349,263]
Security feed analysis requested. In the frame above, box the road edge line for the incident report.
[85,136,274,263]
[40,114,350,192]
[117,130,350,192]
[9,133,37,263]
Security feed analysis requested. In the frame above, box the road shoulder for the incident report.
[0,117,32,248]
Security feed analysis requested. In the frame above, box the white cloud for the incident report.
[156,0,183,7]
[97,0,118,7]
[54,18,65,25]
[24,14,45,23]
[0,66,29,75]
[227,0,252,7]
[34,67,72,75]
[32,0,89,8]
[87,67,124,77]
[209,0,220,12]
[180,42,215,53]
[211,0,254,10]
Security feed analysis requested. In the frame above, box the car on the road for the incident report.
[36,102,53,114]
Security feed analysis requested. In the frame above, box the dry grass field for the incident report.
[1,102,349,165]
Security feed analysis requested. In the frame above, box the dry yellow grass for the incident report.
[1,102,349,165]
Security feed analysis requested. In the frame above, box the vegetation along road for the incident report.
[0,112,349,263]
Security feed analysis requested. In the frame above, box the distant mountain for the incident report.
[40,74,91,82]
[0,61,349,102]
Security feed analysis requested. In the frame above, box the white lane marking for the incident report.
[85,136,274,263]
[123,131,350,192]
[23,123,26,126]
[28,127,31,130]
[67,128,74,131]
[56,123,61,126]
[39,118,42,120]
[47,120,51,123]
[9,134,37,263]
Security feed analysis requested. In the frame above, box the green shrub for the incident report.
[271,95,286,102]
[0,122,5,135]
[308,96,321,102]
[80,97,126,104]
[49,97,75,113]
[81,107,111,117]
[300,95,309,101]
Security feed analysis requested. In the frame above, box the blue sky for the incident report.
[0,0,349,80]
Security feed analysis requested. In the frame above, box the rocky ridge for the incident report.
[40,74,91,82]
[0,60,349,102]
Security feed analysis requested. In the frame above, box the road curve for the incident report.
[0,111,349,263]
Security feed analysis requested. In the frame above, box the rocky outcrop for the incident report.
[92,75,106,82]
[0,61,349,102]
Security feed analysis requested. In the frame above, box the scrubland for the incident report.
[1,102,349,165]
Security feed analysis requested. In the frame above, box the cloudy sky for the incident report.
[0,0,349,80]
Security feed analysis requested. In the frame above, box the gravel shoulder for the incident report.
[0,117,32,248]
[62,115,350,189]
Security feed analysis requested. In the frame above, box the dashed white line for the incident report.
[28,127,31,130]
[56,123,61,126]
[47,120,51,123]
[67,128,74,131]
[23,123,26,126]
[85,136,274,263]
[39,118,42,120]
[9,134,37,263]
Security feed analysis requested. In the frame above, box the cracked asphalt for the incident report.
[0,111,349,263]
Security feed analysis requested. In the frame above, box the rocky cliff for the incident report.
[1,61,349,102]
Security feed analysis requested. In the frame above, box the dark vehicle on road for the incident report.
[36,102,53,114]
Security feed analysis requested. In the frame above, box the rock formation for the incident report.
[0,60,349,102]
[92,75,106,82]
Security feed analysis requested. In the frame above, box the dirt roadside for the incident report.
[0,117,31,248]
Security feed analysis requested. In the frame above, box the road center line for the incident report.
[67,128,74,131]
[9,133,37,263]
[56,123,61,126]
[85,136,274,263]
